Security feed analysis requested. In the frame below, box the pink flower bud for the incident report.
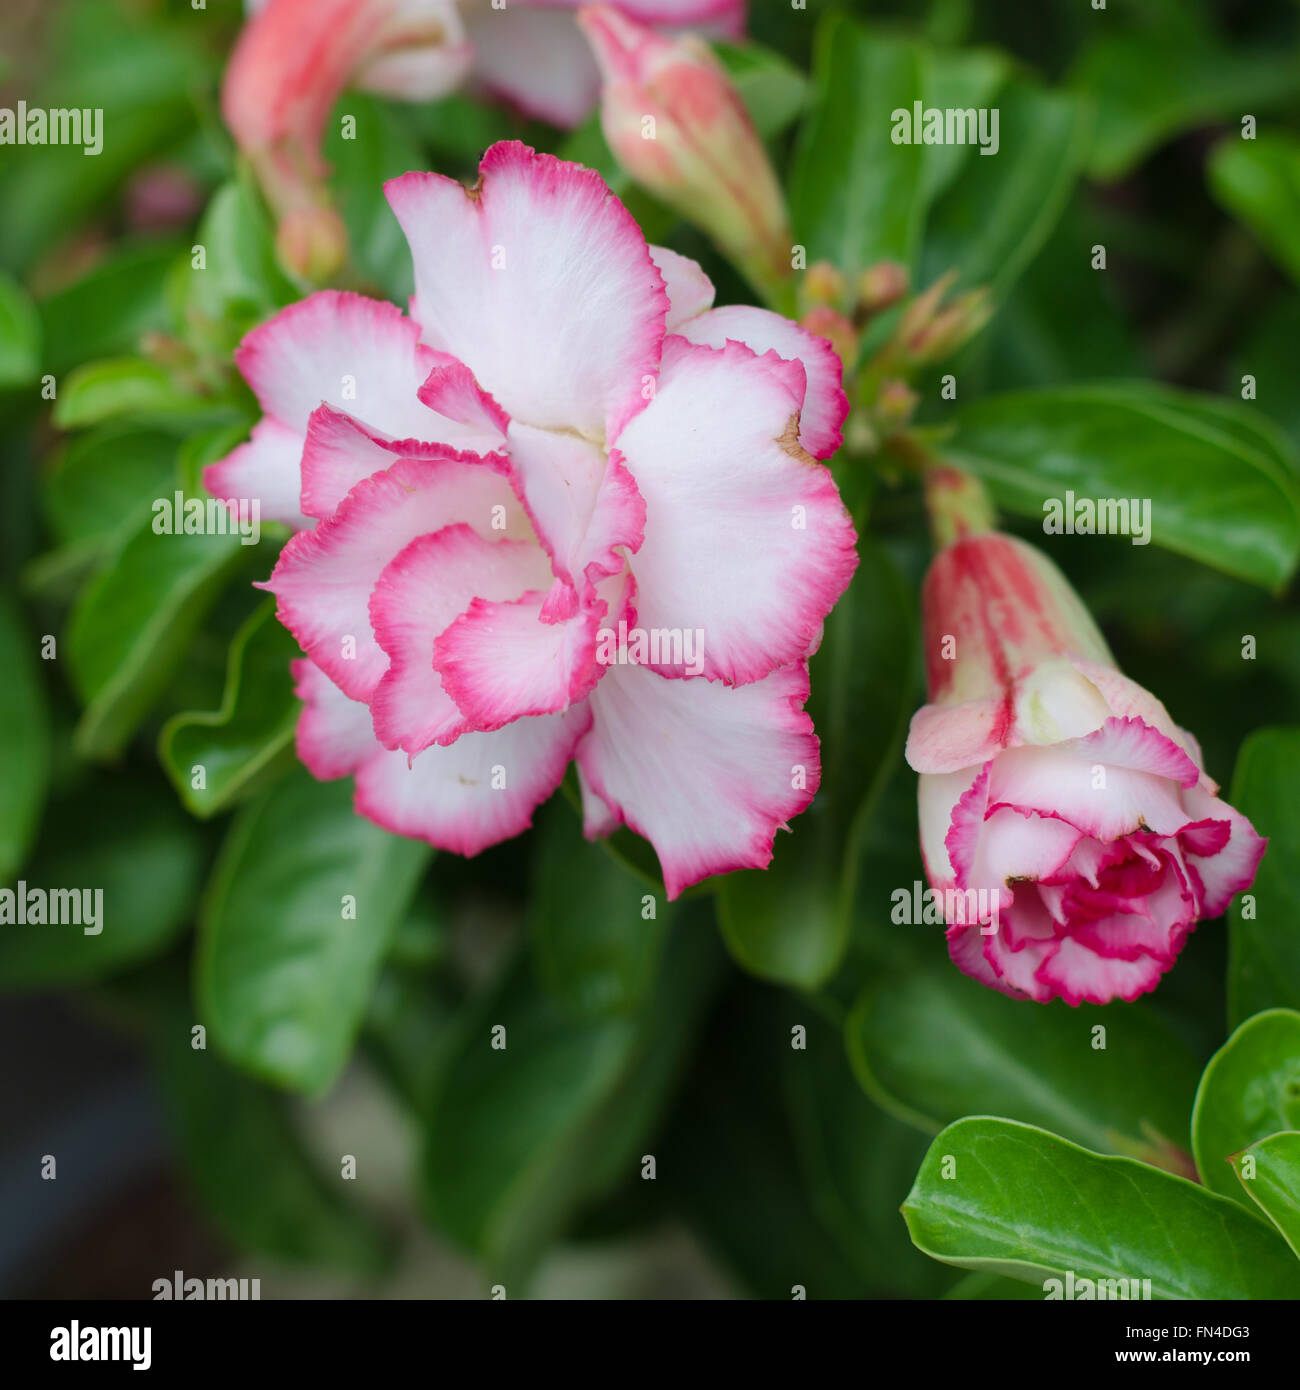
[906,528,1265,1005]
[222,0,471,278]
[578,5,791,296]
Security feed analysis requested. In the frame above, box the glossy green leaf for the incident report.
[849,959,1203,1167]
[903,1116,1300,1298]
[422,912,722,1285]
[717,536,914,988]
[1191,1008,1300,1207]
[0,270,40,387]
[189,178,299,325]
[950,382,1300,591]
[52,357,225,430]
[37,242,183,377]
[1070,28,1298,181]
[713,40,808,139]
[41,425,178,550]
[529,801,671,1020]
[1231,1130,1300,1259]
[1209,134,1300,288]
[198,768,432,1095]
[790,15,926,277]
[921,81,1089,294]
[159,602,300,818]
[1228,728,1300,1024]
[782,1012,955,1296]
[0,596,50,881]
[915,47,1009,207]
[323,94,426,302]
[0,778,202,989]
[662,988,878,1299]
[66,507,246,759]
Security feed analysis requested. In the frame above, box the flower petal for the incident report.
[386,142,667,438]
[264,454,522,701]
[464,6,600,127]
[675,304,849,458]
[204,417,312,529]
[354,705,590,856]
[576,660,818,899]
[292,656,380,780]
[368,524,553,754]
[649,244,715,329]
[614,337,857,685]
[1179,785,1266,918]
[235,290,442,438]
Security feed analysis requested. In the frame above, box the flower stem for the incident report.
[921,462,997,549]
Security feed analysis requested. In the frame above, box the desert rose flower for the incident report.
[905,469,1265,1005]
[225,0,744,275]
[206,141,855,897]
[578,6,791,299]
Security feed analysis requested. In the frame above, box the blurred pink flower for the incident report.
[906,515,1265,1005]
[207,142,854,896]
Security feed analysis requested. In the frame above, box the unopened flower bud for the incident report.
[858,260,909,316]
[802,261,847,309]
[276,205,349,284]
[578,5,792,298]
[800,307,857,377]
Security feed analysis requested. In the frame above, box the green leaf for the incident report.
[1209,134,1300,288]
[903,1116,1300,1298]
[848,958,1203,1166]
[159,601,300,818]
[323,94,426,302]
[661,987,878,1298]
[1231,1130,1300,1259]
[717,536,914,988]
[0,596,50,880]
[66,507,247,759]
[189,178,299,325]
[1191,1008,1300,1207]
[529,802,670,1020]
[422,911,722,1285]
[713,40,809,139]
[790,15,926,278]
[950,382,1300,591]
[198,769,432,1095]
[37,242,183,377]
[0,778,202,989]
[921,81,1089,295]
[1228,728,1300,1024]
[1070,29,1299,181]
[139,976,391,1273]
[52,357,226,430]
[41,425,178,550]
[0,270,40,387]
[782,1012,956,1296]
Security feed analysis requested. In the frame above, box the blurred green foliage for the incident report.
[3,0,1300,1297]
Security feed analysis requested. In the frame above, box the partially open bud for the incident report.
[578,5,791,298]
[222,0,470,280]
[906,514,1265,1006]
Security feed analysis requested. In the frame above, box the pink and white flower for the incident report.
[906,525,1265,1006]
[206,141,856,897]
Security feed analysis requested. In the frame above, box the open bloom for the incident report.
[906,524,1265,1005]
[206,141,855,897]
